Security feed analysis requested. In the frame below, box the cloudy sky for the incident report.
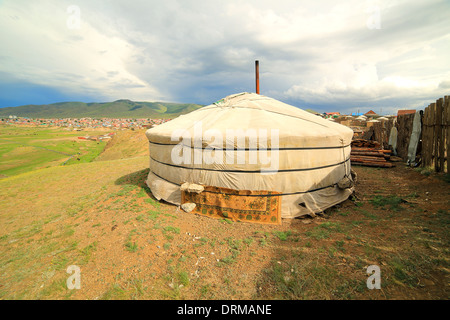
[0,0,449,114]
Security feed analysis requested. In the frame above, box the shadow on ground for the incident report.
[115,168,149,187]
[115,168,173,205]
[114,168,155,197]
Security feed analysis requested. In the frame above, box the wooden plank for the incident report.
[435,101,438,169]
[444,96,448,172]
[446,96,450,173]
[351,148,391,153]
[422,105,430,167]
[350,155,388,162]
[428,102,436,167]
[351,162,394,168]
[396,113,415,160]
[384,120,392,150]
[428,103,435,168]
[430,102,436,169]
[417,110,424,164]
[350,151,389,158]
[435,98,443,172]
[439,98,445,172]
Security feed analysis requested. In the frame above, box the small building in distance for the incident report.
[364,110,378,117]
[324,112,341,119]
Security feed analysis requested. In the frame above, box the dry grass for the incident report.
[94,129,148,162]
[0,129,449,300]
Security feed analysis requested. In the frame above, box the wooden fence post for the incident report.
[430,102,436,169]
[446,96,450,173]
[435,98,443,172]
[423,105,430,167]
[435,98,444,172]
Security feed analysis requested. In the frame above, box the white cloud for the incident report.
[0,0,449,112]
[0,0,161,101]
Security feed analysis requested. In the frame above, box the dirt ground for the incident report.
[0,153,448,300]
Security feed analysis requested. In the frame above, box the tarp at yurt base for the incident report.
[145,92,354,225]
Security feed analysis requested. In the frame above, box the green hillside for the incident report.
[0,99,203,119]
[0,126,108,177]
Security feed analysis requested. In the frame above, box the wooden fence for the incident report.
[366,95,449,173]
[421,96,449,173]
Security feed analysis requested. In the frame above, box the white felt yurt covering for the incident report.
[145,92,354,219]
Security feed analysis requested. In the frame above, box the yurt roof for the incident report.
[146,92,353,149]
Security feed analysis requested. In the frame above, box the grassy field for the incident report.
[0,126,448,300]
[0,125,108,177]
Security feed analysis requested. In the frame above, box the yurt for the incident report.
[145,92,354,225]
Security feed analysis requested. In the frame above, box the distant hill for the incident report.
[0,99,203,118]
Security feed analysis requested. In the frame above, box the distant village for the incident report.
[316,109,416,138]
[1,108,417,137]
[0,116,171,130]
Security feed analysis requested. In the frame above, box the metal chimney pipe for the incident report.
[255,60,260,94]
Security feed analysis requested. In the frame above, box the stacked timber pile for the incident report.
[350,139,394,168]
